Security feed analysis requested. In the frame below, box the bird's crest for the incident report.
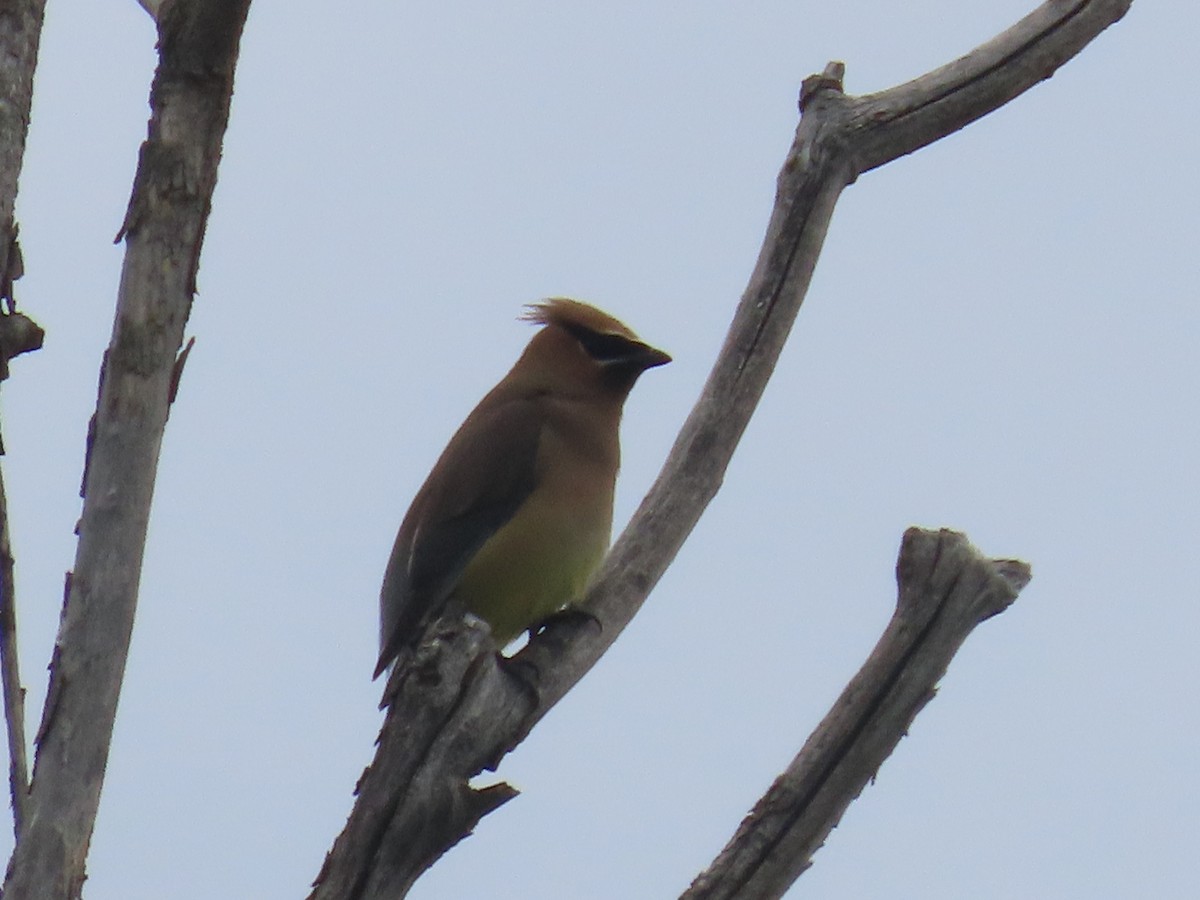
[522,298,640,341]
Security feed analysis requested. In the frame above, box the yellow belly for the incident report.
[452,489,611,647]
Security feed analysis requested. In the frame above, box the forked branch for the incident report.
[312,2,1128,897]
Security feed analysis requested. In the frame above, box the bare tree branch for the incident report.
[0,469,30,842]
[0,0,45,315]
[850,0,1135,176]
[312,2,1130,896]
[682,529,1032,900]
[0,0,49,842]
[0,501,26,836]
[2,2,252,896]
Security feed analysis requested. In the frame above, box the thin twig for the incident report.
[0,461,29,838]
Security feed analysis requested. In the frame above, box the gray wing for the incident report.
[375,395,542,677]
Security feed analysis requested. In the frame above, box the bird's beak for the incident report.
[632,343,672,371]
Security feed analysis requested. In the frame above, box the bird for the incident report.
[375,298,670,679]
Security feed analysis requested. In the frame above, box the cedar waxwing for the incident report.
[375,298,670,678]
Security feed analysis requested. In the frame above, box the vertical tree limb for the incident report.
[0,469,30,841]
[0,0,46,313]
[0,0,49,842]
[2,2,252,896]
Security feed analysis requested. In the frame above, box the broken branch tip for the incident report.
[800,61,846,111]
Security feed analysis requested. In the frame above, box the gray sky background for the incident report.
[2,2,1194,898]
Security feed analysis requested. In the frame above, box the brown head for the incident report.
[509,298,671,401]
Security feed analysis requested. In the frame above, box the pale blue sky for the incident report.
[4,2,1194,898]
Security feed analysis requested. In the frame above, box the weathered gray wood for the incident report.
[0,0,48,842]
[848,0,1135,177]
[312,621,527,900]
[681,529,1032,900]
[2,2,252,897]
[0,0,45,314]
[311,2,1128,897]
[0,463,30,841]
